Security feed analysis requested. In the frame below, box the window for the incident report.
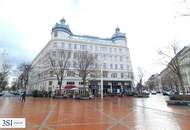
[120,64,123,70]
[49,81,52,85]
[126,65,129,70]
[74,44,77,49]
[73,62,77,68]
[119,48,122,52]
[114,48,117,53]
[110,48,112,53]
[100,47,104,52]
[103,71,108,78]
[51,60,55,66]
[67,52,71,58]
[90,45,93,50]
[103,63,106,69]
[110,64,113,69]
[121,73,124,78]
[49,71,54,77]
[66,62,71,69]
[110,55,112,61]
[54,32,58,37]
[90,74,96,78]
[73,52,77,58]
[79,82,84,85]
[101,47,106,52]
[95,63,98,68]
[94,54,98,59]
[115,56,117,61]
[53,42,57,48]
[67,71,75,77]
[95,46,98,51]
[62,42,64,48]
[120,56,123,62]
[111,73,117,78]
[52,51,56,57]
[69,44,72,49]
[81,45,87,50]
[115,64,118,69]
[67,82,75,85]
[103,54,106,60]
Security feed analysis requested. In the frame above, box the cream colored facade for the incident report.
[28,18,134,93]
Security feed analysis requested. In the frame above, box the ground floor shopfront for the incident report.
[52,80,133,97]
[29,78,134,97]
[89,80,133,96]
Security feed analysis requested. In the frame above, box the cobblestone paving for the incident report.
[0,94,190,130]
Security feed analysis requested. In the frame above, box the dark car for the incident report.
[163,90,172,96]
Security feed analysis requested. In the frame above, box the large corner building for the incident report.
[28,18,134,94]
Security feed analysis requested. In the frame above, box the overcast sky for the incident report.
[1,0,190,80]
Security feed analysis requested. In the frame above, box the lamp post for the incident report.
[101,65,103,99]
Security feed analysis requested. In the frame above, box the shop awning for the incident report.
[64,85,76,89]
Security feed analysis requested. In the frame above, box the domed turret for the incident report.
[111,27,126,41]
[52,17,72,35]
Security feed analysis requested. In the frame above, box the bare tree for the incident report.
[49,50,71,95]
[158,41,185,95]
[137,67,145,85]
[135,67,145,94]
[0,64,10,91]
[76,51,97,89]
[18,63,32,92]
[161,71,179,91]
[10,79,18,91]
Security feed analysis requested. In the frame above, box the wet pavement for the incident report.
[0,94,190,130]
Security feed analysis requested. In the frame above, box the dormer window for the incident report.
[54,32,58,37]
[53,42,57,48]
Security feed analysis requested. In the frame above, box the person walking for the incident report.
[21,91,26,102]
[48,91,52,98]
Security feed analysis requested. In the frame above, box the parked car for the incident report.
[151,90,157,95]
[143,90,150,95]
[163,90,172,96]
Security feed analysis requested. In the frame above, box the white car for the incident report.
[143,90,150,95]
[2,91,15,97]
[151,90,157,95]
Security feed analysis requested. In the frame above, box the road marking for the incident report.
[38,106,55,130]
[105,109,133,130]
[92,104,134,130]
[48,122,110,126]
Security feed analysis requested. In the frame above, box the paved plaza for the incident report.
[0,95,190,130]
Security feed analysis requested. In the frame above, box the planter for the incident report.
[79,96,90,100]
[170,95,190,101]
[53,96,67,99]
[134,93,149,98]
[166,100,190,106]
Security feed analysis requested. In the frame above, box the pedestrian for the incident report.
[48,91,52,98]
[21,91,26,102]
[19,92,22,101]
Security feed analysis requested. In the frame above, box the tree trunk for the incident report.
[178,73,185,95]
[59,80,62,95]
[24,82,27,92]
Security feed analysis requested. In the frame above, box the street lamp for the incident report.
[99,54,105,99]
[100,65,103,99]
